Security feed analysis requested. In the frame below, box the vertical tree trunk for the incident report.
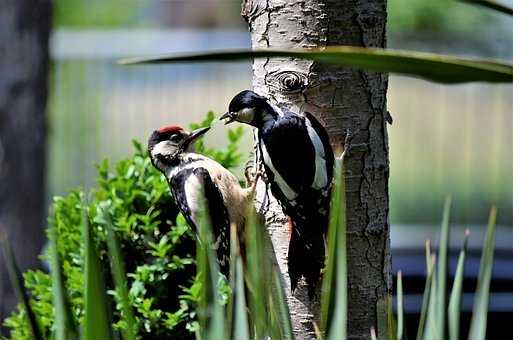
[0,0,51,328]
[242,1,391,339]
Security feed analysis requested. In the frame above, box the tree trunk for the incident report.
[242,0,391,339]
[0,0,51,329]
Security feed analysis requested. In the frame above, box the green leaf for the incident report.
[416,243,435,340]
[461,0,513,15]
[370,328,378,340]
[0,233,44,340]
[195,190,225,340]
[448,230,469,340]
[269,269,294,340]
[83,204,112,340]
[468,207,497,340]
[376,294,397,340]
[245,202,270,339]
[49,225,79,340]
[228,224,250,340]
[397,271,404,340]
[436,196,452,339]
[100,204,138,340]
[424,258,438,340]
[118,47,513,84]
[321,157,347,340]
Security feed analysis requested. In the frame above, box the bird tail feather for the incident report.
[287,218,325,298]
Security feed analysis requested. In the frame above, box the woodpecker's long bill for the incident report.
[148,124,253,275]
[222,90,335,295]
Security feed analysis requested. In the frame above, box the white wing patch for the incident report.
[305,118,328,189]
[183,173,205,226]
[260,141,298,200]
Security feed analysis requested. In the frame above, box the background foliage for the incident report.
[3,115,245,339]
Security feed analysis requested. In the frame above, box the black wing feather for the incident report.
[260,113,316,194]
[170,167,231,274]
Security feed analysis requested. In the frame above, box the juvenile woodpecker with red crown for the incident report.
[221,90,335,294]
[148,124,254,274]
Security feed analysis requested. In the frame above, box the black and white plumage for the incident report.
[221,90,335,294]
[148,125,253,274]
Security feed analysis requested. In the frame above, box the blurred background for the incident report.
[1,0,512,336]
[47,1,513,336]
[48,0,513,227]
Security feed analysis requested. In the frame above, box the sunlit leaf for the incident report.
[416,243,435,340]
[468,207,497,340]
[370,327,378,340]
[424,257,438,340]
[397,271,404,340]
[448,230,469,340]
[321,157,347,340]
[245,203,270,339]
[119,47,513,84]
[436,196,452,339]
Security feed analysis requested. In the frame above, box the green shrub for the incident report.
[3,113,244,339]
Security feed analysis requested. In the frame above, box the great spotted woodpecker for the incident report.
[148,125,254,275]
[221,90,334,294]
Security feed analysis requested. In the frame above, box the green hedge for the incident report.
[3,113,244,339]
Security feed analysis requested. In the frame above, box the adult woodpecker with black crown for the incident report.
[221,90,335,294]
[148,124,256,275]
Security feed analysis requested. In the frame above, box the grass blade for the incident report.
[0,233,43,340]
[424,257,438,340]
[416,243,435,340]
[196,193,225,340]
[437,196,452,339]
[267,237,294,340]
[244,202,270,339]
[448,229,469,340]
[49,224,79,340]
[376,294,397,340]
[321,157,347,340]
[397,271,404,340]
[371,327,378,340]
[461,0,513,15]
[83,205,112,340]
[100,204,138,340]
[228,223,250,340]
[468,207,497,340]
[119,47,513,84]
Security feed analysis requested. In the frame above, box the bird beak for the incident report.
[220,112,236,125]
[181,126,210,150]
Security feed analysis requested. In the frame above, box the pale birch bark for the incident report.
[242,1,391,339]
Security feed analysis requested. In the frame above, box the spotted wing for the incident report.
[170,167,231,274]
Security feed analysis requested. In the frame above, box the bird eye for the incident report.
[169,135,181,143]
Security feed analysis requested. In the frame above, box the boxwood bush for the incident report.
[3,113,245,339]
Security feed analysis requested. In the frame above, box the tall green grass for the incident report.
[1,160,498,339]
